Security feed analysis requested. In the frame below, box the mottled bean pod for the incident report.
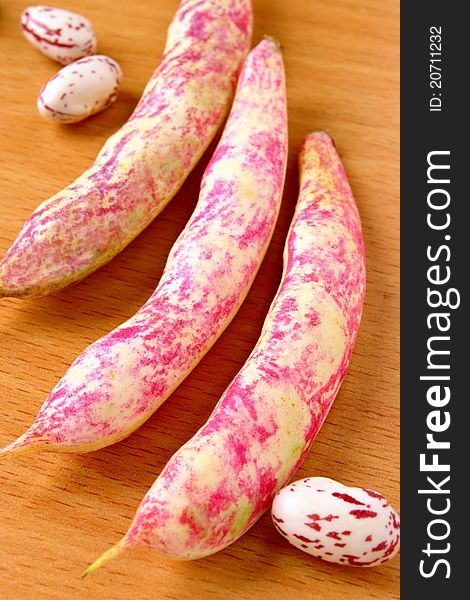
[0,39,288,460]
[0,0,252,298]
[82,131,366,573]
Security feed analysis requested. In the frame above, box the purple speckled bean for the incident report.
[81,130,366,573]
[38,55,123,123]
[272,477,400,567]
[0,39,288,461]
[20,5,97,65]
[1,0,252,298]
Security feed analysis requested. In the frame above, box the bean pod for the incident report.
[38,55,123,123]
[20,5,97,64]
[82,130,366,573]
[272,477,400,567]
[1,0,252,298]
[0,38,287,460]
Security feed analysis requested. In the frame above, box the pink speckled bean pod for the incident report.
[0,0,252,298]
[0,39,288,459]
[82,131,366,573]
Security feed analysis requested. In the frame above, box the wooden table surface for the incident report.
[0,1,399,598]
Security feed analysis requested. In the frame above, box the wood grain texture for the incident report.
[0,0,399,598]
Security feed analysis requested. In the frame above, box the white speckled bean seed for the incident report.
[272,477,400,567]
[20,5,97,65]
[37,55,123,124]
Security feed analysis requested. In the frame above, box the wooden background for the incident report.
[0,1,399,598]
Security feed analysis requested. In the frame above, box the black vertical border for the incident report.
[401,3,466,597]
